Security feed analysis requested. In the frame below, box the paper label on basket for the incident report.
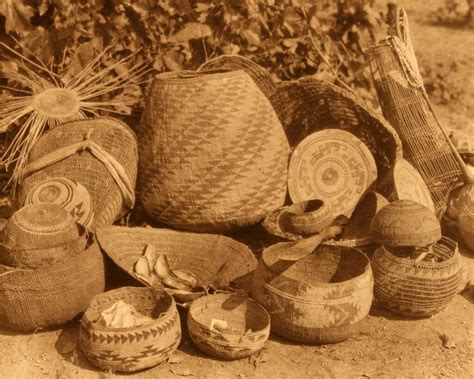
[99,300,153,328]
[210,319,228,332]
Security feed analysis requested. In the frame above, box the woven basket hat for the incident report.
[370,199,441,247]
[95,226,257,291]
[0,203,86,268]
[17,117,138,230]
[138,69,290,232]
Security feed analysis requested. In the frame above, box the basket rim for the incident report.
[155,69,247,84]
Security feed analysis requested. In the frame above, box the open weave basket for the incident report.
[269,77,402,181]
[251,243,373,344]
[80,287,181,373]
[0,241,105,331]
[17,118,138,229]
[138,70,289,232]
[187,293,270,360]
[371,237,462,317]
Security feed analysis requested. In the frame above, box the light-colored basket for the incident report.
[251,243,373,344]
[187,293,270,360]
[371,237,462,317]
[0,203,86,268]
[17,117,138,230]
[138,70,289,232]
[0,241,105,331]
[80,287,181,373]
[370,200,441,247]
[282,199,334,235]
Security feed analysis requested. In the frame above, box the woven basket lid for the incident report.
[288,129,377,217]
[378,159,434,213]
[370,200,441,247]
[24,177,94,229]
[95,226,257,289]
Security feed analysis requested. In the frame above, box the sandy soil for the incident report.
[1,1,473,378]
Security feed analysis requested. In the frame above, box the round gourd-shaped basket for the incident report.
[370,200,441,247]
[187,293,270,360]
[251,243,373,344]
[281,199,334,235]
[80,287,181,373]
[288,130,378,218]
[0,203,86,268]
[262,203,307,242]
[372,237,462,317]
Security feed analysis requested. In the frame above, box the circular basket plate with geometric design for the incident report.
[288,129,377,217]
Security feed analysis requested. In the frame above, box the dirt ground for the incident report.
[1,1,473,378]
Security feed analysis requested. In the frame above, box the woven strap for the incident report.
[21,130,135,210]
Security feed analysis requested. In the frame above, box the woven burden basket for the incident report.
[95,226,257,290]
[17,117,138,230]
[138,70,290,232]
[269,77,402,181]
[0,241,105,331]
[371,237,462,317]
[251,243,373,344]
[80,287,181,373]
[187,293,270,360]
[198,55,277,98]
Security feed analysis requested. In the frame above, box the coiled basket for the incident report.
[138,70,290,232]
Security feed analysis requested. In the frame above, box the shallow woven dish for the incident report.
[187,293,270,360]
[198,55,276,98]
[371,237,462,317]
[370,200,441,247]
[95,226,257,290]
[80,287,181,373]
[0,203,86,268]
[282,199,334,235]
[0,241,105,331]
[251,243,373,344]
[138,70,289,232]
[17,117,138,229]
[378,159,434,213]
[288,130,378,217]
[24,176,94,229]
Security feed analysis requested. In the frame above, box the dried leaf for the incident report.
[170,368,195,376]
[0,0,34,33]
[169,22,212,43]
[439,333,456,349]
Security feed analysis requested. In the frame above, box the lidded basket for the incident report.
[138,70,290,232]
[370,200,441,247]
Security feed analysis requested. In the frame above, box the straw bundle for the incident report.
[138,70,289,232]
[0,241,105,331]
[372,237,462,317]
[80,287,181,373]
[17,118,138,229]
[251,244,373,344]
[187,293,270,360]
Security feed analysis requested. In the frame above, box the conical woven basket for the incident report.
[95,226,257,290]
[80,287,181,373]
[17,117,138,229]
[251,243,373,344]
[138,70,290,232]
[371,237,462,317]
[0,241,105,331]
[269,77,402,181]
[187,293,270,360]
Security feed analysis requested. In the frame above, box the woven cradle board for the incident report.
[0,242,105,331]
[95,226,257,287]
[18,118,138,229]
[138,70,289,231]
[198,55,277,98]
[269,77,403,180]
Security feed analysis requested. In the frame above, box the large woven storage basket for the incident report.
[17,118,138,229]
[251,243,373,344]
[138,70,290,232]
[0,241,105,331]
[371,237,462,317]
[80,287,181,373]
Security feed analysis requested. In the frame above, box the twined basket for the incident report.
[0,241,105,331]
[251,243,373,344]
[371,237,462,317]
[138,70,290,232]
[80,287,181,373]
[17,117,138,229]
[187,293,270,360]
